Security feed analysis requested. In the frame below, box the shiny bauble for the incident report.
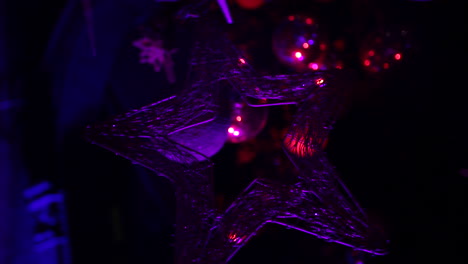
[360,28,412,73]
[226,100,268,144]
[272,15,339,72]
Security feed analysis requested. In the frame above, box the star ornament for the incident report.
[86,14,388,264]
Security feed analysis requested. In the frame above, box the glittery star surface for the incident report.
[86,13,388,264]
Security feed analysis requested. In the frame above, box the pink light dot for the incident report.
[239,58,246,64]
[236,116,242,122]
[368,50,375,56]
[233,131,240,136]
[394,53,402,60]
[309,63,319,70]
[302,43,309,49]
[316,78,324,85]
[364,59,371,66]
[305,18,313,25]
[294,51,303,59]
[228,127,234,133]
[288,15,295,21]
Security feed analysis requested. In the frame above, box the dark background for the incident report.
[1,0,466,263]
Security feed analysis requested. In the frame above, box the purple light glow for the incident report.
[217,0,233,24]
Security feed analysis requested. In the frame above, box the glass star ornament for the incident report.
[86,7,388,264]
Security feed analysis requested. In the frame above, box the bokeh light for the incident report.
[295,51,303,59]
[308,62,319,70]
[360,28,411,72]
